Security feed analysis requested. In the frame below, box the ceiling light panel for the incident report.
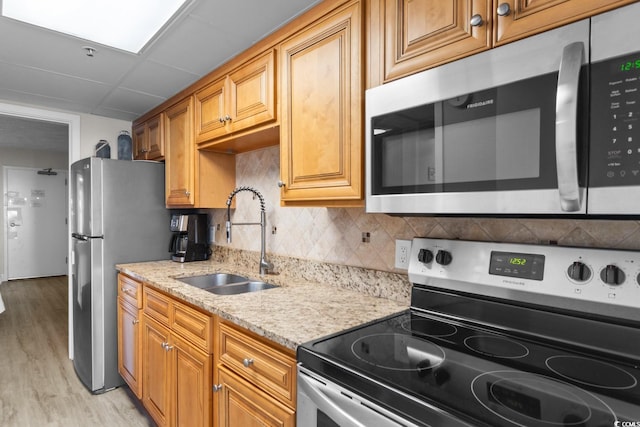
[2,0,188,53]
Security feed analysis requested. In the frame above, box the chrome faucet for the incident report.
[225,186,274,275]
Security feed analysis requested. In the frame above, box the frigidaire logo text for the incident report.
[466,99,494,109]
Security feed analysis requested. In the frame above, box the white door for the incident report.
[5,167,68,280]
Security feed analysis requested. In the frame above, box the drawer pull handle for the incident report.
[242,358,254,367]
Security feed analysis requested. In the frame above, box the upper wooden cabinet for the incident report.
[133,113,164,160]
[164,97,195,208]
[369,0,636,85]
[493,0,637,46]
[381,0,491,82]
[279,0,364,206]
[195,49,276,146]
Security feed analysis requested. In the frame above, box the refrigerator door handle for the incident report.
[72,232,104,240]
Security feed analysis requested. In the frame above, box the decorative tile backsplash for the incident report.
[209,145,640,274]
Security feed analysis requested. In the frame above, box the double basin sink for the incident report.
[177,273,277,295]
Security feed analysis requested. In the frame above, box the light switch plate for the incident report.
[395,239,411,269]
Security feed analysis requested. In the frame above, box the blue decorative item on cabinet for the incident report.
[117,131,133,160]
[95,140,110,158]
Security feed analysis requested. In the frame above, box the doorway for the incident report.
[4,166,68,279]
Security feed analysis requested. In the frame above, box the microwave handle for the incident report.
[555,41,584,212]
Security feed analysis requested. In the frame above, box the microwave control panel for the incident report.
[590,51,640,187]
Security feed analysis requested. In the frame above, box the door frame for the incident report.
[0,101,80,358]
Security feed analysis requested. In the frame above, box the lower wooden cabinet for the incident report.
[216,367,295,427]
[117,274,143,399]
[141,286,213,427]
[215,320,297,427]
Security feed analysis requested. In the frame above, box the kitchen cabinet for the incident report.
[215,320,296,427]
[379,0,491,82]
[141,285,213,427]
[164,96,236,209]
[494,0,637,46]
[279,0,364,206]
[164,97,195,208]
[216,367,295,427]
[133,113,164,160]
[369,0,635,85]
[117,274,142,399]
[195,50,276,146]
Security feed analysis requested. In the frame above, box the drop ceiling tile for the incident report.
[0,17,136,85]
[120,60,199,98]
[0,62,111,106]
[99,87,166,117]
[0,87,93,115]
[146,15,246,76]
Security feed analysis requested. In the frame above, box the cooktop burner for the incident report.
[545,355,639,390]
[471,370,616,427]
[464,335,530,359]
[401,317,457,337]
[351,333,445,371]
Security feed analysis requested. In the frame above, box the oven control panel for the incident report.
[408,238,640,322]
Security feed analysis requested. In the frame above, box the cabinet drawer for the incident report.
[118,274,142,308]
[218,321,296,408]
[171,301,212,353]
[143,286,171,326]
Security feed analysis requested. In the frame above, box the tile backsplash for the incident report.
[210,145,640,273]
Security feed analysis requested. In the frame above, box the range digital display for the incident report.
[489,251,545,281]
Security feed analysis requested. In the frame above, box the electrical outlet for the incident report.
[395,239,411,269]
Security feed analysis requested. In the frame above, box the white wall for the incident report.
[78,113,131,160]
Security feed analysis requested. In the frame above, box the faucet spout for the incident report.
[225,186,274,275]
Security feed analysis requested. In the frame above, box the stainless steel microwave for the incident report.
[366,3,640,216]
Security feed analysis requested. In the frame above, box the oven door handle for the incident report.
[555,41,584,212]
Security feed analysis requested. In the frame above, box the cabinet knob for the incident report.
[242,358,254,367]
[213,384,223,392]
[185,190,191,197]
[219,117,225,123]
[132,319,139,325]
[224,115,231,122]
[497,3,511,16]
[470,14,484,27]
[277,180,286,188]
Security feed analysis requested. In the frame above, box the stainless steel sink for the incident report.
[176,273,278,295]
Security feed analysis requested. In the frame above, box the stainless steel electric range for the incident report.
[297,238,640,426]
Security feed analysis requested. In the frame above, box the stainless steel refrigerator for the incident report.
[70,157,171,393]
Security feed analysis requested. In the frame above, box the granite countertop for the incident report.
[116,260,408,351]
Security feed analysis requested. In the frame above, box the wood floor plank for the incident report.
[0,276,154,426]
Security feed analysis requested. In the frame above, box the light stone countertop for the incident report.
[116,260,408,351]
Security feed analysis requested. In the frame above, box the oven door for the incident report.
[297,366,422,427]
[365,20,589,215]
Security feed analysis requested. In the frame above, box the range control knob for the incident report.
[567,261,591,282]
[435,250,453,266]
[418,249,434,264]
[600,264,625,286]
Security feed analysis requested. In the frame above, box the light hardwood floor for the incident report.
[0,276,154,427]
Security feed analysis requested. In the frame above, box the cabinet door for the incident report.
[132,122,148,160]
[217,367,294,427]
[383,0,491,81]
[142,315,172,427]
[494,0,636,46]
[147,114,165,160]
[195,77,228,143]
[227,49,276,134]
[165,97,195,207]
[118,298,141,398]
[173,334,212,427]
[280,0,364,204]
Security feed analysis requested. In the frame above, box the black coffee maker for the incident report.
[169,213,210,262]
